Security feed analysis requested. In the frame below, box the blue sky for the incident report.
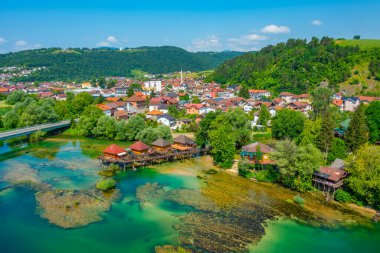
[0,0,379,52]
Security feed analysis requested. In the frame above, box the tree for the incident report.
[72,92,94,116]
[92,115,117,139]
[345,104,368,151]
[365,101,380,142]
[136,126,160,145]
[156,125,173,142]
[77,106,103,136]
[192,96,201,103]
[211,108,251,148]
[125,115,146,141]
[97,77,106,88]
[327,138,347,164]
[149,90,156,99]
[6,90,27,105]
[345,145,380,209]
[272,140,323,192]
[258,104,270,126]
[353,35,361,40]
[238,86,250,99]
[3,110,19,129]
[127,88,135,97]
[209,124,236,168]
[272,109,306,140]
[195,110,222,147]
[115,120,128,140]
[311,87,333,119]
[96,178,116,191]
[297,118,322,146]
[317,109,335,164]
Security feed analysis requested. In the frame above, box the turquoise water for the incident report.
[1,137,380,253]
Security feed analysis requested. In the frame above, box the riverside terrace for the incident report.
[98,135,210,169]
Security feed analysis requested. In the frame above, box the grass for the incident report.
[335,39,380,49]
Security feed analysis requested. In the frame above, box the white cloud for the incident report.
[190,35,221,51]
[311,20,322,26]
[227,33,267,51]
[0,37,6,45]
[97,41,110,47]
[33,44,43,49]
[106,36,118,43]
[261,25,290,34]
[15,40,28,47]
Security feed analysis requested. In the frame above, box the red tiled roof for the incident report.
[185,103,204,109]
[106,97,121,102]
[249,89,269,93]
[96,104,111,111]
[125,95,146,102]
[104,144,126,155]
[332,99,343,106]
[129,141,150,151]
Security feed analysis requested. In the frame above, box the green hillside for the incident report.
[336,39,380,49]
[207,37,380,95]
[0,46,243,82]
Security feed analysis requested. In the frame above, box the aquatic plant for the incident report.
[294,195,305,206]
[96,178,116,192]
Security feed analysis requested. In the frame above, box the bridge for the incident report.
[0,120,73,141]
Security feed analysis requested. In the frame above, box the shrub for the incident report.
[96,178,116,191]
[334,189,352,203]
[252,166,280,183]
[294,195,305,206]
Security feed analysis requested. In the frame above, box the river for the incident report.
[0,136,379,253]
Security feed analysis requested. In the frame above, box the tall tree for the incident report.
[272,140,323,192]
[272,109,306,140]
[258,104,270,127]
[365,101,380,143]
[77,106,103,136]
[317,109,335,164]
[311,87,333,119]
[345,145,380,209]
[209,124,236,168]
[327,138,347,164]
[238,86,250,99]
[345,104,369,151]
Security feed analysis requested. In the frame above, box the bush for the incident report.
[294,195,305,206]
[252,166,280,183]
[96,178,116,191]
[334,189,352,203]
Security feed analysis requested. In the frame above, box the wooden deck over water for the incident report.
[99,147,210,169]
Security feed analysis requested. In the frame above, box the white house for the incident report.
[249,90,271,100]
[157,114,175,127]
[144,80,162,92]
[199,107,216,115]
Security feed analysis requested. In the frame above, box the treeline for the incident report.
[0,46,242,82]
[207,37,380,94]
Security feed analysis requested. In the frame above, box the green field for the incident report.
[336,39,380,49]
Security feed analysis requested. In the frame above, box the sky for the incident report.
[0,0,379,53]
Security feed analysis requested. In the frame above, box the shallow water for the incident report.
[0,136,379,253]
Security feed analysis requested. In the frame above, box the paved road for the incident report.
[0,120,72,141]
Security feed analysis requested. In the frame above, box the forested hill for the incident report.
[0,46,243,82]
[207,37,380,94]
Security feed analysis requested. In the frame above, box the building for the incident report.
[96,104,112,116]
[151,138,171,151]
[249,90,271,100]
[172,135,196,150]
[144,80,162,92]
[342,97,360,112]
[129,141,150,155]
[240,142,275,164]
[103,144,126,159]
[185,104,204,115]
[313,159,347,194]
[157,113,175,127]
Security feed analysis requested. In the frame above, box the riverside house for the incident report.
[240,142,275,165]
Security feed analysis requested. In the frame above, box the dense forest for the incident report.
[0,46,242,82]
[207,37,380,94]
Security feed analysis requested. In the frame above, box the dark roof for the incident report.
[173,135,195,145]
[151,138,171,147]
[159,113,174,121]
[104,144,126,155]
[129,141,149,151]
[242,142,274,153]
